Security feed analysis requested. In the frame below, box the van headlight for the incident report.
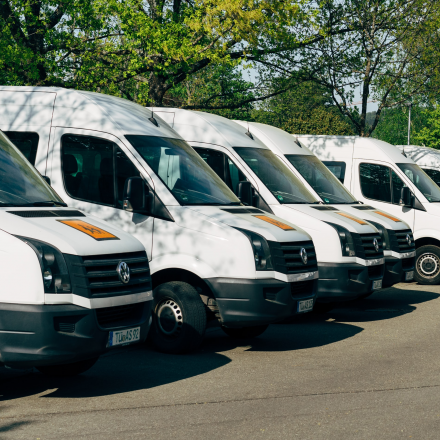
[16,236,71,293]
[235,228,274,271]
[325,222,356,257]
[367,221,390,250]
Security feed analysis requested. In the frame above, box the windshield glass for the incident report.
[125,135,240,206]
[0,131,64,206]
[233,147,318,204]
[397,163,440,202]
[286,155,357,204]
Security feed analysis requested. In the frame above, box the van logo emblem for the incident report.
[406,234,412,246]
[373,238,380,252]
[300,248,308,265]
[117,261,130,284]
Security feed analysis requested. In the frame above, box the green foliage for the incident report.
[413,107,440,149]
[250,82,354,135]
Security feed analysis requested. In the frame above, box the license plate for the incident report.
[107,327,140,347]
[298,299,314,313]
[405,270,414,281]
[372,280,382,290]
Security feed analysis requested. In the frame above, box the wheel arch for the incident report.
[415,237,440,249]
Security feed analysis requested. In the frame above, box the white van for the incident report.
[0,130,153,376]
[153,109,387,311]
[396,145,440,187]
[0,87,319,354]
[298,135,440,285]
[235,122,415,288]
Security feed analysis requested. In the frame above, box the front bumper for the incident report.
[205,277,317,328]
[0,300,153,369]
[383,255,416,287]
[316,262,384,303]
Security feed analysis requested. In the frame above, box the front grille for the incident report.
[389,229,415,253]
[368,264,383,279]
[8,210,85,218]
[96,303,144,329]
[269,240,318,274]
[290,280,315,298]
[65,251,151,298]
[353,233,384,259]
[402,257,415,270]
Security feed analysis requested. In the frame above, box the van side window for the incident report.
[62,135,115,205]
[423,168,440,187]
[193,147,248,196]
[359,163,392,203]
[4,132,39,165]
[391,170,405,204]
[322,161,346,183]
[115,147,140,208]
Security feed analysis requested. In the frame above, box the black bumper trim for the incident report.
[383,255,415,287]
[0,301,152,369]
[204,277,317,328]
[316,262,385,303]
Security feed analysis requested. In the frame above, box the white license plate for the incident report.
[405,270,414,281]
[298,299,314,313]
[372,280,382,290]
[108,327,140,347]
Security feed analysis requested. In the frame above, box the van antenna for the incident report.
[245,121,254,140]
[402,147,407,158]
[149,109,159,127]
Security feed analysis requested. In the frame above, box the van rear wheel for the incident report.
[36,357,99,377]
[151,281,207,354]
[221,325,268,339]
[415,245,440,285]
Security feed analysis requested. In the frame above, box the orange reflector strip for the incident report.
[336,212,368,225]
[253,215,295,230]
[373,211,402,222]
[58,220,119,241]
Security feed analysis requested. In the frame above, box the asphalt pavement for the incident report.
[1,282,440,439]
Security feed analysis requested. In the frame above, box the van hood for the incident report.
[0,208,145,256]
[285,204,379,234]
[330,204,411,231]
[169,205,312,242]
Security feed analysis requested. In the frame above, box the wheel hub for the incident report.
[418,253,440,278]
[157,299,183,337]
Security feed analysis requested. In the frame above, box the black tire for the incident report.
[151,281,207,354]
[312,302,335,314]
[36,357,99,377]
[414,245,440,285]
[221,325,268,339]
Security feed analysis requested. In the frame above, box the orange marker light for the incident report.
[336,212,368,225]
[373,211,402,222]
[253,215,295,230]
[58,220,119,241]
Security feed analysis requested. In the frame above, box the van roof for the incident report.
[149,108,267,149]
[234,121,314,156]
[0,86,178,139]
[296,134,413,164]
[396,145,440,167]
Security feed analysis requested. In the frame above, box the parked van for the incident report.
[153,109,387,311]
[298,135,440,285]
[0,130,153,376]
[0,87,319,354]
[396,145,440,187]
[235,122,415,287]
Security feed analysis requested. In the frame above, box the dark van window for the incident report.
[359,163,392,203]
[322,161,346,183]
[4,132,39,165]
[62,135,139,207]
[423,168,440,187]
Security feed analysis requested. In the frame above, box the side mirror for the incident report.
[42,175,51,186]
[123,177,147,212]
[237,181,253,206]
[400,186,412,207]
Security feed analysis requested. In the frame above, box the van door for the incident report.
[352,159,415,230]
[47,127,154,259]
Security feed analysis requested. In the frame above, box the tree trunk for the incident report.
[148,73,168,107]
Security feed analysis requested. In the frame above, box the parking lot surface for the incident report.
[1,282,440,439]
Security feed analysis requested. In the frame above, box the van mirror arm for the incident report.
[413,195,426,211]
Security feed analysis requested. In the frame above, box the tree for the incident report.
[412,107,440,149]
[276,0,440,137]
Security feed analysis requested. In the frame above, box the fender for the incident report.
[414,229,440,246]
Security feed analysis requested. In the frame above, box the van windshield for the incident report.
[0,131,65,206]
[397,163,440,203]
[125,135,241,206]
[233,147,318,204]
[285,155,357,204]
